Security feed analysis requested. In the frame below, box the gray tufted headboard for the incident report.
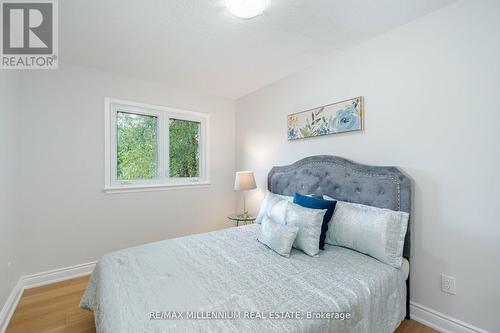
[267,155,412,258]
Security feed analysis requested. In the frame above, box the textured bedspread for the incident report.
[81,224,406,333]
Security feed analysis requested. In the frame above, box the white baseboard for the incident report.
[22,261,96,289]
[0,261,96,333]
[410,301,491,333]
[0,279,23,333]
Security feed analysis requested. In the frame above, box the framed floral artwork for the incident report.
[287,96,363,140]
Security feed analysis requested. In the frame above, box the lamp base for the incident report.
[237,211,250,218]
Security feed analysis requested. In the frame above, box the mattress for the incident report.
[81,224,406,333]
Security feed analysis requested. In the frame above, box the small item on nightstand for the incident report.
[227,214,256,227]
[233,171,257,217]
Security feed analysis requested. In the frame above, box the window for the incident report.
[117,112,158,181]
[169,119,201,178]
[105,98,209,192]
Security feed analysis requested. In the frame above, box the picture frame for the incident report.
[287,96,363,140]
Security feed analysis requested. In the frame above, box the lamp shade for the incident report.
[234,171,256,191]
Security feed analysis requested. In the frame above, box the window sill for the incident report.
[104,182,210,194]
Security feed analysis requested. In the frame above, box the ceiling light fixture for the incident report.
[225,0,268,19]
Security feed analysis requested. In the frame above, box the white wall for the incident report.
[0,72,22,307]
[235,0,500,331]
[6,63,236,288]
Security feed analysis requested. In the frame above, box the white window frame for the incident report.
[104,98,210,193]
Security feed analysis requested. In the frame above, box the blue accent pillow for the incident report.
[293,193,337,250]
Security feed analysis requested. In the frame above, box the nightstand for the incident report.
[227,214,256,227]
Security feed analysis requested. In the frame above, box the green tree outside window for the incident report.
[169,119,200,178]
[117,112,158,180]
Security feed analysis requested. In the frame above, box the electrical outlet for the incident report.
[441,274,456,295]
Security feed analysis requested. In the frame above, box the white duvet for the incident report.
[81,224,406,333]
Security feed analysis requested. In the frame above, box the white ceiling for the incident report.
[60,0,454,99]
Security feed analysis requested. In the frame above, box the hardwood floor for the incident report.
[6,276,94,333]
[6,275,439,333]
[395,320,440,333]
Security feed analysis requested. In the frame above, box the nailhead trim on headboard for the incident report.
[270,161,402,210]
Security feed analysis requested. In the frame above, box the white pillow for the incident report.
[323,195,336,201]
[256,191,291,224]
[258,216,299,257]
[325,201,409,268]
[285,202,326,257]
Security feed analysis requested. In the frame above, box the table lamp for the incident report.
[234,171,257,217]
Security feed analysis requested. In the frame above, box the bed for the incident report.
[81,155,412,333]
